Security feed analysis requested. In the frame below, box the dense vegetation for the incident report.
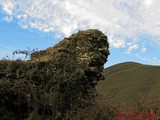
[0,29,110,120]
[1,29,159,120]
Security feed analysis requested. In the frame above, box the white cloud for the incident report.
[136,54,160,65]
[0,0,15,15]
[108,36,126,48]
[144,0,154,7]
[2,15,13,22]
[141,47,147,53]
[125,43,139,54]
[0,0,160,51]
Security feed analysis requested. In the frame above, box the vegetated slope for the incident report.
[0,29,110,120]
[96,62,160,103]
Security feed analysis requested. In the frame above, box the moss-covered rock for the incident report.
[0,29,109,119]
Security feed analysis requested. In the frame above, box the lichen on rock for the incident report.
[0,29,109,119]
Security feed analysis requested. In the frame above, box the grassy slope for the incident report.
[96,62,160,103]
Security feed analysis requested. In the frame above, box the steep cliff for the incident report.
[0,29,109,119]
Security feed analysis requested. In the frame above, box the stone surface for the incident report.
[31,29,109,86]
[0,29,109,119]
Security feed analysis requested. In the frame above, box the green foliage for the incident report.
[0,29,109,119]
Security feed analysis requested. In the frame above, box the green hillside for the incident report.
[96,62,160,103]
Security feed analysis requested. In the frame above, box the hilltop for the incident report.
[96,62,160,103]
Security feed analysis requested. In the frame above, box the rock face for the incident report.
[0,29,109,119]
[31,29,109,85]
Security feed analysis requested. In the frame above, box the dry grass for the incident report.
[92,94,160,120]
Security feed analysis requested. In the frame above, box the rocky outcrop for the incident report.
[0,29,109,119]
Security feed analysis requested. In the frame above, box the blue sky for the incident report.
[0,0,160,67]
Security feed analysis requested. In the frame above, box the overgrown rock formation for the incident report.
[0,29,109,120]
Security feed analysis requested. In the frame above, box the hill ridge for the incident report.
[96,61,160,103]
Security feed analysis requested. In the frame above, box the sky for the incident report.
[0,0,160,67]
